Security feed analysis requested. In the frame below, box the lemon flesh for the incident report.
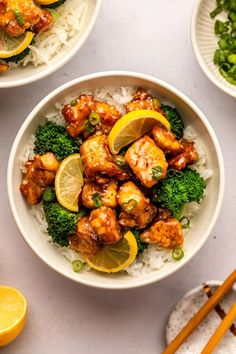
[108,109,170,154]
[0,286,27,347]
[0,30,34,59]
[85,231,138,273]
[55,154,84,212]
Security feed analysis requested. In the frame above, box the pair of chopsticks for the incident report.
[163,269,236,354]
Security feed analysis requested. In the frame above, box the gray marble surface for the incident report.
[0,0,235,353]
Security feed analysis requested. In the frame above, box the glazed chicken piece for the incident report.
[140,217,184,248]
[80,134,129,181]
[0,0,43,36]
[117,181,156,229]
[93,101,121,134]
[31,8,54,34]
[61,95,95,137]
[90,206,121,244]
[20,152,59,205]
[61,95,121,137]
[125,88,162,113]
[82,180,118,209]
[125,135,168,188]
[0,62,8,73]
[151,124,183,154]
[168,141,199,170]
[69,216,100,258]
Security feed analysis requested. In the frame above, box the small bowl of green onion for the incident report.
[191,0,236,97]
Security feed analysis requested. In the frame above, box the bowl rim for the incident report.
[0,0,102,89]
[191,0,236,98]
[7,71,225,290]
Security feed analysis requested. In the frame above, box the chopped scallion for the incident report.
[122,199,137,212]
[14,10,25,26]
[72,260,84,273]
[172,247,184,261]
[89,112,101,126]
[92,193,102,208]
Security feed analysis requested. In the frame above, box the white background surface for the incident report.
[0,0,235,353]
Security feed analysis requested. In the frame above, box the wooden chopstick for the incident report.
[203,283,236,336]
[201,303,236,354]
[162,269,236,354]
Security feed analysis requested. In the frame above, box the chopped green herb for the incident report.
[84,121,95,134]
[122,199,137,212]
[70,99,77,106]
[172,247,184,261]
[72,260,84,273]
[131,229,148,255]
[89,112,101,126]
[14,10,25,26]
[179,216,190,229]
[92,193,102,208]
[151,166,163,180]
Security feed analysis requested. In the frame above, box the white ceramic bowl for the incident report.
[7,71,225,289]
[191,0,236,98]
[0,0,102,88]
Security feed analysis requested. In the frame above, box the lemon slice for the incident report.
[0,286,27,347]
[85,231,138,273]
[55,154,84,212]
[108,109,170,154]
[35,0,59,4]
[0,30,34,59]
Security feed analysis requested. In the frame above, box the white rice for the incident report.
[22,86,212,277]
[10,0,85,69]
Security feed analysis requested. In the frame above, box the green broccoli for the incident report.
[153,168,206,213]
[5,47,30,64]
[43,202,78,247]
[131,229,148,255]
[162,104,184,139]
[34,122,81,160]
[43,0,66,9]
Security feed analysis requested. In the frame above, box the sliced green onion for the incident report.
[122,199,137,212]
[152,97,160,108]
[179,216,190,229]
[70,99,77,106]
[43,187,56,202]
[72,260,84,273]
[92,193,102,208]
[172,247,184,261]
[210,6,222,18]
[47,8,59,22]
[151,166,163,181]
[227,53,236,63]
[229,11,236,22]
[84,121,95,134]
[76,208,88,220]
[215,20,229,34]
[14,10,25,26]
[89,112,101,126]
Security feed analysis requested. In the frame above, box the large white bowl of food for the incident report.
[0,0,101,88]
[7,71,224,289]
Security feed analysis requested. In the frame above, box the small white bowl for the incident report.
[0,0,102,88]
[166,280,236,353]
[7,71,225,289]
[191,0,236,98]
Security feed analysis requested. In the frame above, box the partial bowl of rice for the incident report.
[0,0,102,88]
[7,71,224,289]
[191,0,236,97]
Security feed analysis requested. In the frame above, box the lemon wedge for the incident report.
[85,231,138,273]
[0,30,34,59]
[35,0,59,4]
[108,109,170,154]
[0,286,27,347]
[55,154,84,212]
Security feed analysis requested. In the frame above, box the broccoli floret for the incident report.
[5,47,30,64]
[162,105,184,139]
[131,229,148,255]
[43,202,78,247]
[153,168,206,213]
[34,122,80,160]
[43,0,66,9]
